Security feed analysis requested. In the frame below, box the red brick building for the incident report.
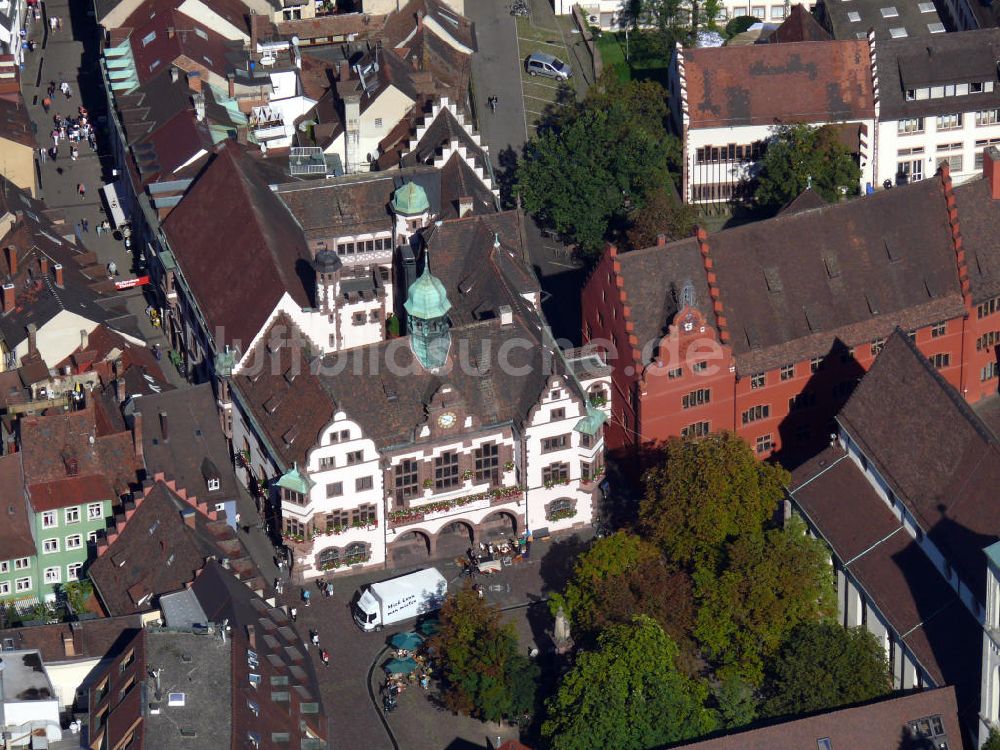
[582,154,1000,462]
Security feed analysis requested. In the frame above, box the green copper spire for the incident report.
[276,463,314,496]
[405,264,451,371]
[392,181,430,216]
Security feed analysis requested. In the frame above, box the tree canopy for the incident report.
[516,76,679,255]
[542,616,717,750]
[763,623,891,718]
[549,531,695,654]
[692,517,837,685]
[753,124,862,209]
[428,587,537,722]
[626,185,697,249]
[639,432,790,568]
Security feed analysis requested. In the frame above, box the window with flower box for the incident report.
[284,518,306,538]
[542,462,570,485]
[326,511,349,531]
[351,504,377,526]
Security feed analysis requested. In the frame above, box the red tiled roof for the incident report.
[0,94,36,149]
[29,474,116,511]
[682,40,874,128]
[0,452,35,560]
[129,8,240,85]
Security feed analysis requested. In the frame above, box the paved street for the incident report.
[20,0,182,385]
[277,531,592,750]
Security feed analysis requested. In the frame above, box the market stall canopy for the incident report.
[418,619,440,636]
[384,657,418,674]
[390,632,424,651]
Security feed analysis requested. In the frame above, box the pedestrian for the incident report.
[41,96,50,113]
[38,147,46,163]
[310,630,319,647]
[55,17,62,31]
[48,16,55,31]
[489,95,498,113]
[107,261,117,277]
[77,182,85,199]
[95,222,102,237]
[49,147,56,162]
[70,146,78,161]
[290,606,297,622]
[302,589,311,607]
[320,649,330,666]
[81,218,88,233]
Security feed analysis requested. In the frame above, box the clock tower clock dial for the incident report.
[437,412,457,428]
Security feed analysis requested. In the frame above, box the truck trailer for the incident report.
[352,568,448,632]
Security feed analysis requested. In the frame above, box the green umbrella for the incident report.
[418,619,440,636]
[384,657,418,674]
[390,632,424,651]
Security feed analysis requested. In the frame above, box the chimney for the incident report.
[40,257,48,276]
[247,624,257,650]
[498,305,513,325]
[132,411,144,463]
[192,93,205,122]
[62,633,76,657]
[985,147,1000,200]
[159,411,169,441]
[26,323,36,355]
[2,282,13,311]
[227,72,235,98]
[458,196,473,217]
[167,26,175,38]
[6,245,15,276]
[416,8,425,26]
[181,508,196,528]
[656,233,668,246]
[53,263,64,288]
[170,66,179,83]
[117,376,126,403]
[186,70,202,92]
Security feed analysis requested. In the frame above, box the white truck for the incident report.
[352,568,448,632]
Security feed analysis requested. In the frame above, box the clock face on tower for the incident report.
[437,412,457,428]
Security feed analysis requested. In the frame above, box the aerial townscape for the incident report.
[0,0,999,746]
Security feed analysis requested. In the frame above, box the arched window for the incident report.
[316,547,340,570]
[546,498,577,522]
[344,543,369,565]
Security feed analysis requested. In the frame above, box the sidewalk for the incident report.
[21,0,178,380]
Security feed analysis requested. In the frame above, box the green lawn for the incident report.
[594,31,670,87]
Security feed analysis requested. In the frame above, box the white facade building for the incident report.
[0,650,62,748]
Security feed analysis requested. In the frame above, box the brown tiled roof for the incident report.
[89,481,256,616]
[790,446,982,715]
[274,171,397,241]
[673,688,961,749]
[130,383,240,502]
[0,452,34,561]
[0,95,36,149]
[163,144,313,351]
[0,614,144,664]
[380,0,476,52]
[775,186,827,216]
[618,173,966,375]
[762,4,831,44]
[128,8,244,85]
[120,0,252,35]
[20,402,139,507]
[275,12,385,41]
[837,330,1000,604]
[681,40,874,128]
[952,175,1000,304]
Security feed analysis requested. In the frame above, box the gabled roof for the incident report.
[789,446,982,710]
[120,0,251,37]
[128,383,239,501]
[0,452,35,562]
[381,0,477,53]
[673,687,962,750]
[837,330,1000,604]
[128,8,243,86]
[163,144,313,351]
[0,614,144,664]
[616,172,965,375]
[764,4,830,44]
[20,402,139,508]
[776,186,828,215]
[952,174,1000,305]
[88,481,257,616]
[190,561,328,749]
[680,40,874,128]
[0,95,36,149]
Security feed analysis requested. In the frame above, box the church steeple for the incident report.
[404,261,451,371]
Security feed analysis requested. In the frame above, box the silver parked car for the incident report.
[525,52,572,81]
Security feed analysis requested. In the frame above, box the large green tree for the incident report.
[516,77,677,255]
[763,623,891,718]
[754,124,862,209]
[626,185,697,249]
[428,587,537,722]
[639,432,789,569]
[542,616,717,750]
[550,532,695,654]
[692,517,837,685]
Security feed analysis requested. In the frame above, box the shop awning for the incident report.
[100,183,126,228]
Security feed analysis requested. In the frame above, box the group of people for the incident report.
[308,629,330,666]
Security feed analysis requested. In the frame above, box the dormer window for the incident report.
[207,478,221,492]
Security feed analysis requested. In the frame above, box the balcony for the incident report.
[250,106,286,141]
[387,485,524,529]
